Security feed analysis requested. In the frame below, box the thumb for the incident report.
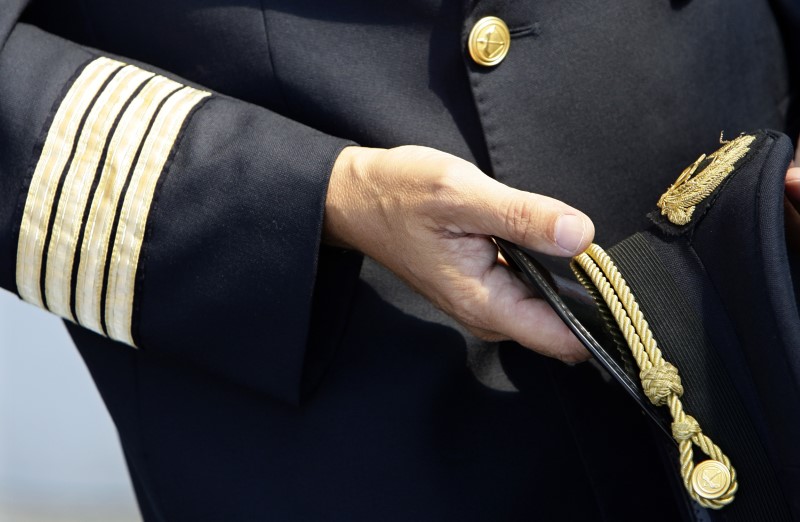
[457,175,595,257]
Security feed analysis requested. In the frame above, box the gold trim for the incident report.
[105,87,210,345]
[44,65,154,321]
[16,57,123,308]
[657,134,755,225]
[74,75,182,334]
[16,56,210,347]
[572,245,737,509]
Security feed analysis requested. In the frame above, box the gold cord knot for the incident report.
[573,243,738,509]
[672,415,701,441]
[641,361,683,406]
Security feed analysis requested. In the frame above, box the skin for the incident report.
[786,148,800,259]
[324,142,800,364]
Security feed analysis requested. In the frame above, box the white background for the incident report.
[0,290,140,521]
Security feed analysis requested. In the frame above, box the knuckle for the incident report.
[446,284,492,331]
[431,164,462,196]
[450,297,483,329]
[504,197,553,244]
[422,164,476,220]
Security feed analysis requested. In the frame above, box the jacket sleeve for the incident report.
[0,2,356,404]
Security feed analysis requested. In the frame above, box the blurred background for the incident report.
[0,291,140,521]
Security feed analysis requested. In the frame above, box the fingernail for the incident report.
[555,214,586,254]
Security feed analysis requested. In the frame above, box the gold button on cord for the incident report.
[468,16,510,67]
[691,460,732,500]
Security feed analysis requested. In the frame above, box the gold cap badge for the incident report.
[657,134,755,226]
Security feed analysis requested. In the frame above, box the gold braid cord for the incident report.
[573,244,737,509]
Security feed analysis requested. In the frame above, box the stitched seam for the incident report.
[0,0,26,54]
[259,2,289,109]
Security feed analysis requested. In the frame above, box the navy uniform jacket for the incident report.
[0,0,798,520]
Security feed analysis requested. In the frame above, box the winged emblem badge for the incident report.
[657,134,755,226]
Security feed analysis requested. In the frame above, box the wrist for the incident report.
[323,145,382,251]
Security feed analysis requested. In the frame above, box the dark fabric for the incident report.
[0,0,796,520]
[464,0,789,252]
[0,21,354,403]
[581,131,800,520]
[769,0,800,136]
[0,0,26,49]
[689,132,800,517]
[70,287,671,522]
[0,24,91,291]
[137,85,353,403]
[501,343,686,521]
[609,232,791,522]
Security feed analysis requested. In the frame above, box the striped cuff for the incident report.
[16,56,211,347]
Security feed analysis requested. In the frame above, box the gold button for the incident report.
[468,16,511,67]
[691,460,732,500]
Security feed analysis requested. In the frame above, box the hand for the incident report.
[324,145,594,363]
[786,141,800,257]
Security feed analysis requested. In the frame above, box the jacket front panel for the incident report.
[3,0,795,520]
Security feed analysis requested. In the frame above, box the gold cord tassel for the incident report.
[573,244,737,509]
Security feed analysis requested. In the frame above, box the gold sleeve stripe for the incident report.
[74,75,184,334]
[15,56,211,347]
[105,86,210,345]
[16,57,123,308]
[44,65,155,322]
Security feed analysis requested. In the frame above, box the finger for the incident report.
[463,263,591,363]
[786,167,800,210]
[795,135,800,164]
[786,197,800,258]
[455,175,595,257]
